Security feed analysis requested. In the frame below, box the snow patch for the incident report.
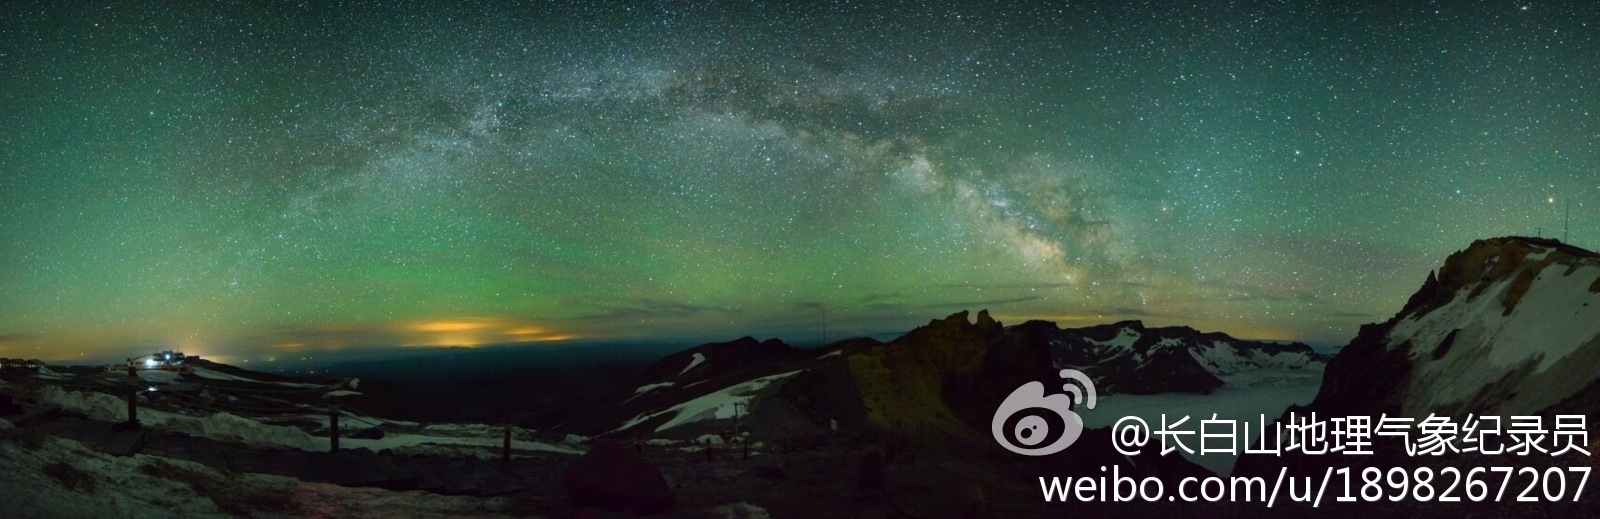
[185,367,265,382]
[710,502,774,519]
[1087,327,1142,350]
[634,381,675,394]
[678,352,707,376]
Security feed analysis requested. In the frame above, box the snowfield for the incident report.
[615,370,801,434]
[187,367,334,388]
[34,366,74,381]
[35,386,322,451]
[1189,340,1318,376]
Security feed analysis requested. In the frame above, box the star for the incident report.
[0,2,1595,360]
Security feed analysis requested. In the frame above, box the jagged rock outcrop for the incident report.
[974,309,1001,334]
[845,311,994,441]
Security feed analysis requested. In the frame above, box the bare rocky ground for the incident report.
[0,377,1216,518]
[0,372,1002,518]
[0,406,972,517]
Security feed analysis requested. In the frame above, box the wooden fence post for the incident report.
[126,385,138,425]
[329,403,340,451]
[502,420,512,462]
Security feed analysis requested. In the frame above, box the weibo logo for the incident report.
[990,369,1097,456]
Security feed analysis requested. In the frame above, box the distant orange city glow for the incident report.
[412,321,493,333]
[401,317,578,347]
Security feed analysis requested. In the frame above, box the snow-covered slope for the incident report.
[613,370,802,434]
[1189,338,1321,376]
[1235,237,1600,486]
[561,336,824,435]
[186,366,334,388]
[1371,237,1600,417]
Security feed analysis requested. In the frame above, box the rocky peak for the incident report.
[1317,236,1600,419]
[892,310,988,347]
[934,310,971,327]
[1112,319,1146,330]
[974,309,1001,334]
[1404,236,1600,320]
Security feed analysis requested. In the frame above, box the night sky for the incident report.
[2,1,1597,362]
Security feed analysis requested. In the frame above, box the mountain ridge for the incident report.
[1235,236,1600,504]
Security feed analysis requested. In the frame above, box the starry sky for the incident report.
[2,1,1597,362]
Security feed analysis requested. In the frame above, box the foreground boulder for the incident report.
[563,439,676,515]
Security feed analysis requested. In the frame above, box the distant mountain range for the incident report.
[563,304,1324,470]
[1018,319,1327,394]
